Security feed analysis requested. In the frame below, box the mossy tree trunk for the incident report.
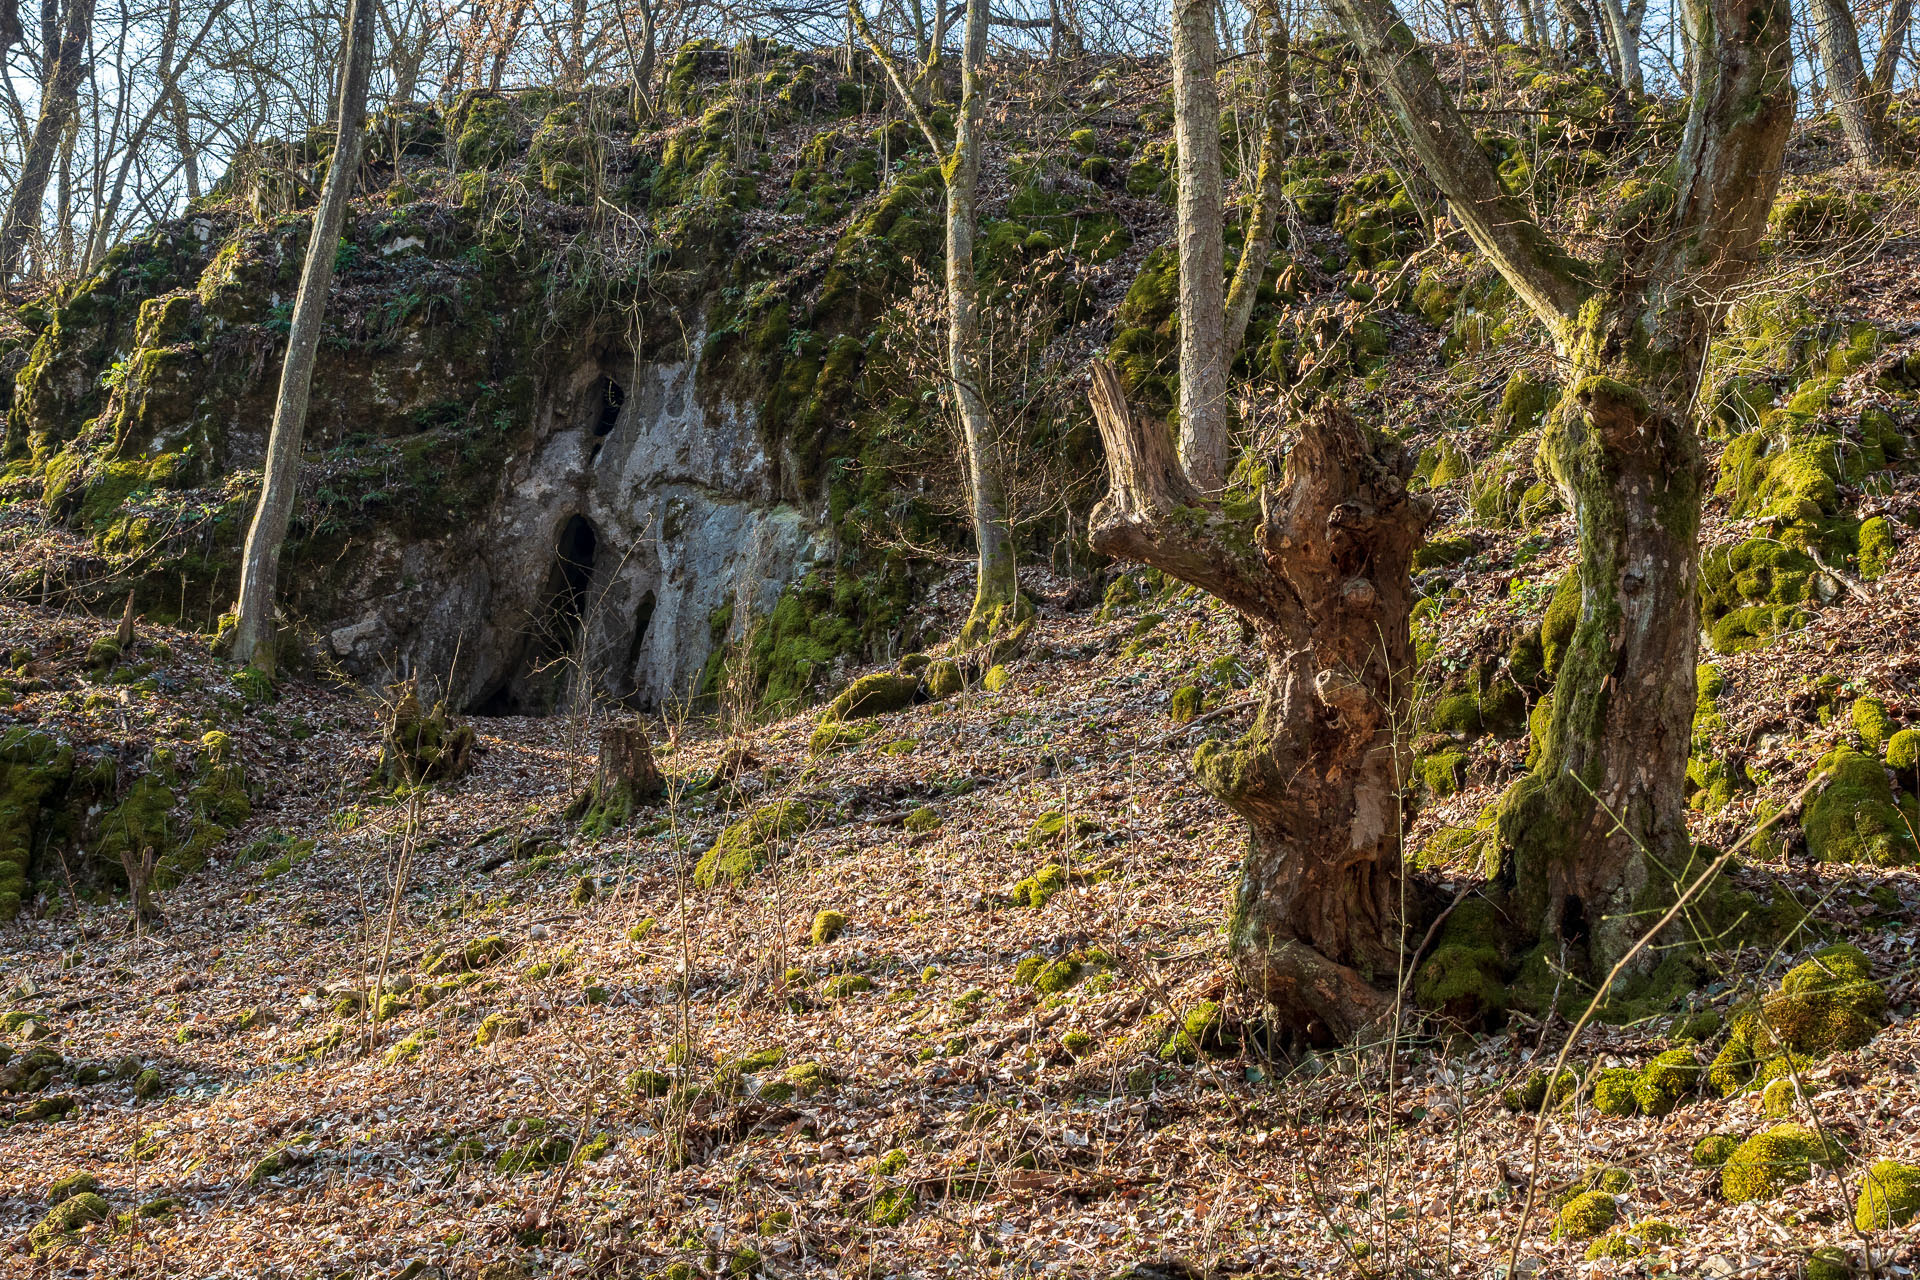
[1088,362,1428,1042]
[854,0,1026,646]
[1170,0,1229,493]
[1222,1,1289,359]
[229,0,377,668]
[1494,296,1706,970]
[0,0,95,285]
[1325,0,1793,985]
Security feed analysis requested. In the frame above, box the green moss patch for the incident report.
[693,800,809,888]
[1721,1123,1849,1202]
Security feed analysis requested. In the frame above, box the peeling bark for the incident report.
[1088,363,1428,1042]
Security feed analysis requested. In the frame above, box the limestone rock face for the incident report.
[325,336,819,713]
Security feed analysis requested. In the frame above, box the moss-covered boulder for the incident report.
[821,671,919,722]
[1552,1190,1617,1241]
[1721,1123,1849,1202]
[809,909,847,944]
[1708,946,1886,1095]
[1584,1219,1682,1261]
[1802,749,1916,865]
[1589,1066,1642,1116]
[1854,1159,1920,1230]
[693,800,809,888]
[28,1191,110,1254]
[1633,1048,1702,1116]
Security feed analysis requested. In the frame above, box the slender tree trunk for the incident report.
[1872,0,1911,97]
[1171,0,1228,492]
[852,0,1024,643]
[1223,1,1287,358]
[1809,0,1880,166]
[1598,0,1643,91]
[1088,363,1427,1041]
[0,0,96,286]
[228,0,378,668]
[946,0,1022,639]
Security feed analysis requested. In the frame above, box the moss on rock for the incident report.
[1855,1159,1920,1230]
[1633,1048,1701,1116]
[1721,1123,1849,1203]
[1802,750,1915,866]
[810,909,847,944]
[1552,1190,1617,1241]
[693,800,809,888]
[28,1191,110,1254]
[822,671,919,722]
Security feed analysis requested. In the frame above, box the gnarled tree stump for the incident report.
[1087,361,1429,1042]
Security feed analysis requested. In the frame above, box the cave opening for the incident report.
[593,377,625,438]
[474,514,600,716]
[620,590,657,706]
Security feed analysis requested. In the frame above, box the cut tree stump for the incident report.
[570,720,665,832]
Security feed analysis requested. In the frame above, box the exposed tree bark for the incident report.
[568,719,665,828]
[1222,0,1288,359]
[0,0,20,56]
[1171,0,1228,492]
[1872,0,1911,99]
[1322,0,1793,988]
[853,0,1026,645]
[228,0,378,668]
[1808,0,1881,166]
[1088,361,1428,1042]
[0,0,97,287]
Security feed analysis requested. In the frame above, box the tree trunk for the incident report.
[1222,1,1287,358]
[1808,0,1880,167]
[228,0,377,668]
[1872,0,1911,98]
[1171,0,1229,493]
[1597,0,1643,92]
[0,0,95,287]
[1088,362,1428,1042]
[1493,299,1704,975]
[1323,0,1792,996]
[171,91,200,202]
[947,0,1024,642]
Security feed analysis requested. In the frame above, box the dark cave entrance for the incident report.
[474,514,600,716]
[619,590,657,705]
[594,377,625,438]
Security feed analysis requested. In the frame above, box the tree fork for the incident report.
[1088,362,1429,1042]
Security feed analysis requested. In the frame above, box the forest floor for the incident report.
[1,522,1919,1279]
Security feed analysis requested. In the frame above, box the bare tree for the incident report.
[854,0,1028,644]
[0,0,96,286]
[229,0,379,667]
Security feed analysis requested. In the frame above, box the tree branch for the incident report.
[1322,0,1589,333]
[1665,0,1797,298]
[848,0,950,167]
[1085,361,1283,622]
